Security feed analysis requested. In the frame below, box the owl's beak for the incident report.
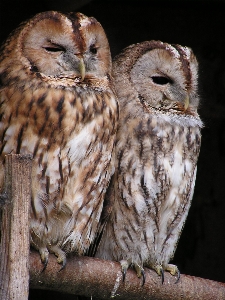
[184,95,189,110]
[78,58,85,81]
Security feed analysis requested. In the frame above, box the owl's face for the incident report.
[127,43,199,111]
[19,11,111,80]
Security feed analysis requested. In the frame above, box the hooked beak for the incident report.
[184,95,189,111]
[78,58,85,81]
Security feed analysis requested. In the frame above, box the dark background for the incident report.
[1,1,225,298]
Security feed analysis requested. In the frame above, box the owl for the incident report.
[0,11,118,269]
[95,41,203,283]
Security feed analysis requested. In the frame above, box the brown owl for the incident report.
[95,41,203,283]
[0,11,118,269]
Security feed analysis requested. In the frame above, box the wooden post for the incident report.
[0,154,32,300]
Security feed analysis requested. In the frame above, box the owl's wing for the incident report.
[88,174,115,257]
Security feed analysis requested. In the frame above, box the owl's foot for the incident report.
[39,247,49,272]
[165,264,180,284]
[47,244,67,271]
[152,264,180,284]
[120,259,130,281]
[153,265,165,284]
[120,259,145,285]
[134,263,145,285]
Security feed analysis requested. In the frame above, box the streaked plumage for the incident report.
[0,11,118,267]
[95,41,202,283]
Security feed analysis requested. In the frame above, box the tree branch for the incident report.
[29,250,225,300]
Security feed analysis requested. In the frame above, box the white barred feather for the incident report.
[95,41,202,281]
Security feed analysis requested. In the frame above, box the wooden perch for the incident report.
[29,250,225,300]
[0,154,33,300]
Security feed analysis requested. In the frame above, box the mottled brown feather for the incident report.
[0,11,118,265]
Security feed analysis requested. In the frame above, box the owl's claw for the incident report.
[160,268,164,284]
[120,259,129,281]
[122,269,127,282]
[153,264,164,283]
[41,259,48,272]
[141,269,146,286]
[174,269,180,284]
[165,264,180,284]
[58,257,67,272]
[153,264,180,284]
[120,260,145,285]
[47,244,67,271]
[134,263,145,285]
[39,247,49,272]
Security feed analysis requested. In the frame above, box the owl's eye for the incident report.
[151,76,172,85]
[90,44,97,54]
[44,44,65,53]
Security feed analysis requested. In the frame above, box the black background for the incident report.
[1,1,225,298]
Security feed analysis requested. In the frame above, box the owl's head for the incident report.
[113,40,199,113]
[1,11,112,83]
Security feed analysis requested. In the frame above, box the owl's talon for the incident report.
[47,244,67,271]
[153,265,164,284]
[122,269,127,282]
[41,258,48,272]
[120,259,129,281]
[152,264,180,284]
[58,257,67,272]
[174,269,180,284]
[141,269,146,286]
[134,263,145,285]
[120,260,145,284]
[160,268,164,284]
[165,264,180,283]
[57,252,66,272]
[39,247,49,272]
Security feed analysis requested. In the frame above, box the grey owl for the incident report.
[0,11,118,268]
[95,40,202,283]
